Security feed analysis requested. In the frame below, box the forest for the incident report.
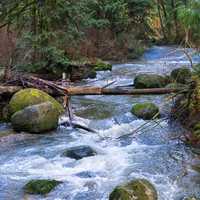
[0,0,200,200]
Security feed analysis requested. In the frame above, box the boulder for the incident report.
[8,88,64,117]
[109,179,157,200]
[69,64,97,81]
[134,74,168,89]
[94,60,112,71]
[170,67,191,84]
[24,179,61,195]
[131,103,159,120]
[11,102,59,133]
[62,145,96,160]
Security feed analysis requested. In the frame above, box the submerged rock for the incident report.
[134,74,168,88]
[62,145,97,160]
[11,102,59,133]
[24,179,61,195]
[8,88,64,117]
[131,103,159,120]
[109,179,157,200]
[170,67,191,84]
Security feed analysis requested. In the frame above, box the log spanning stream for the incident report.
[1,46,200,200]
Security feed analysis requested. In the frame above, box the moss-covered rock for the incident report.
[11,102,59,133]
[170,67,191,84]
[8,88,64,117]
[62,145,96,160]
[94,60,112,71]
[131,103,159,120]
[134,74,168,89]
[24,179,61,195]
[109,179,157,200]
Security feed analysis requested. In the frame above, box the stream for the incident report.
[1,46,200,200]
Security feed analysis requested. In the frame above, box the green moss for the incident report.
[170,67,191,84]
[24,179,62,195]
[134,74,167,89]
[109,187,132,200]
[131,103,159,120]
[109,179,157,200]
[8,88,64,117]
[127,46,146,59]
[94,60,112,71]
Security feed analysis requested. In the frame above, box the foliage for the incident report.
[178,0,200,44]
[0,0,199,74]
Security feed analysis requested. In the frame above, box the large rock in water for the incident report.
[134,74,168,88]
[109,179,157,200]
[8,88,64,117]
[170,67,191,84]
[62,145,97,160]
[131,103,159,120]
[11,102,59,133]
[24,179,62,195]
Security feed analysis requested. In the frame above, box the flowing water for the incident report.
[1,46,200,200]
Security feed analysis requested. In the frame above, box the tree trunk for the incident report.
[157,0,167,40]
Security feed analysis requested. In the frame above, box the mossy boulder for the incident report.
[134,74,168,88]
[109,179,157,200]
[94,60,112,71]
[131,103,159,120]
[62,145,97,160]
[170,67,191,84]
[11,102,59,133]
[24,179,61,195]
[8,88,64,117]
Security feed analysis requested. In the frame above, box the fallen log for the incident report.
[0,84,186,97]
[1,74,188,97]
[61,86,186,96]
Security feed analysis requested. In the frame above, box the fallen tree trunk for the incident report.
[61,86,186,96]
[1,74,188,97]
[0,84,186,97]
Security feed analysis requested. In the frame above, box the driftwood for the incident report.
[60,120,97,133]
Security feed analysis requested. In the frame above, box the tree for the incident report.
[178,0,200,46]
